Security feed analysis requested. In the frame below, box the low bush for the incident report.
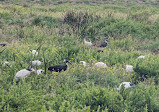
[124,83,159,112]
[46,83,123,112]
[32,16,61,28]
[134,56,159,83]
[85,17,159,40]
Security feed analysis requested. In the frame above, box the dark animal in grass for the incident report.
[48,60,71,72]
[100,39,108,47]
[97,50,104,53]
[0,43,7,47]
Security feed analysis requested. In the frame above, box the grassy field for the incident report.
[0,0,159,112]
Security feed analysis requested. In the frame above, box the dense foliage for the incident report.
[0,1,159,112]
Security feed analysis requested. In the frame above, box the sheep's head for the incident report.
[37,69,44,75]
[26,68,35,72]
[64,59,71,64]
[80,61,86,66]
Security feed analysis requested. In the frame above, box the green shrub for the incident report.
[1,3,159,112]
[128,10,153,23]
[85,17,158,40]
[124,83,159,112]
[8,19,23,25]
[47,84,123,112]
[65,66,122,88]
[134,56,159,83]
[0,11,12,22]
[64,10,101,36]
[0,81,44,111]
[110,36,135,51]
[84,18,119,40]
[101,19,156,40]
[32,16,61,28]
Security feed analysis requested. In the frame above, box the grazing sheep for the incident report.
[137,55,145,59]
[14,68,35,82]
[122,65,134,73]
[94,62,107,68]
[84,39,92,47]
[30,60,42,66]
[80,61,86,67]
[29,50,38,56]
[48,60,71,72]
[117,82,136,91]
[37,69,44,75]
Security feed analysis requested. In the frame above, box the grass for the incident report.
[0,1,159,111]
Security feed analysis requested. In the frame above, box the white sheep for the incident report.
[80,61,86,67]
[14,68,35,82]
[37,69,44,75]
[117,82,136,91]
[137,55,145,59]
[29,50,38,56]
[30,60,42,66]
[94,62,107,68]
[84,39,92,47]
[126,65,134,73]
[3,61,12,67]
[122,65,134,73]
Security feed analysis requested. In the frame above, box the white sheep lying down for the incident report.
[84,39,92,47]
[15,68,35,81]
[117,82,136,91]
[122,65,134,74]
[94,62,107,68]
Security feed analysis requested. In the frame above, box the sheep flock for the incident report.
[0,39,147,90]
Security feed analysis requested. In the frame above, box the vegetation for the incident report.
[0,0,159,112]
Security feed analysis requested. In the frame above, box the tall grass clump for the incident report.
[64,10,101,38]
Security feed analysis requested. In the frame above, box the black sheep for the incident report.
[48,60,70,72]
[0,43,7,47]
